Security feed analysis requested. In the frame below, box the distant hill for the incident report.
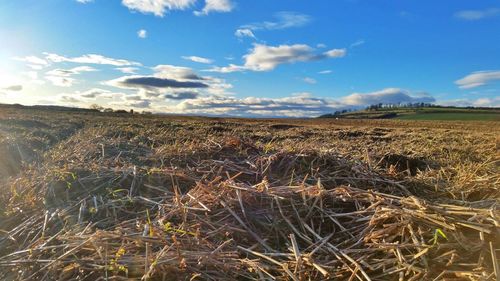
[319,106,500,121]
[0,103,140,115]
[0,103,101,113]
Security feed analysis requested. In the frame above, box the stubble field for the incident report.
[0,107,499,280]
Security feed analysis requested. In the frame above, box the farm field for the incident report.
[397,112,500,121]
[324,107,500,121]
[0,107,499,280]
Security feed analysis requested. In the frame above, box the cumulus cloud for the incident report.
[438,97,500,108]
[455,8,500,21]
[59,90,129,106]
[44,53,141,66]
[206,64,247,73]
[45,66,98,87]
[137,29,147,38]
[182,55,214,64]
[235,28,256,39]
[46,66,98,77]
[194,0,234,16]
[324,48,347,58]
[110,99,152,108]
[164,92,199,100]
[79,88,113,99]
[121,0,195,16]
[2,85,23,92]
[106,64,237,95]
[54,83,443,117]
[121,0,234,17]
[176,94,345,117]
[208,43,346,73]
[242,12,311,31]
[46,76,76,87]
[76,0,93,3]
[173,88,435,117]
[455,70,500,89]
[14,56,49,70]
[59,94,82,104]
[235,12,311,40]
[153,64,206,80]
[115,67,139,74]
[15,53,141,72]
[59,89,125,104]
[342,88,435,106]
[125,95,143,101]
[241,43,321,71]
[105,64,233,107]
[108,76,209,91]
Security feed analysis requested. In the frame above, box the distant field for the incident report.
[397,112,500,121]
[326,106,500,121]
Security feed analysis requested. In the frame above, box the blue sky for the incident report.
[0,0,499,117]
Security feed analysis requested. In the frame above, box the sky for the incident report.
[0,0,499,117]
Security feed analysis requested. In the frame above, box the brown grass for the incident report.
[0,108,498,280]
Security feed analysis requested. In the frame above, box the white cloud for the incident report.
[234,12,311,39]
[153,64,205,80]
[208,43,346,73]
[55,72,446,117]
[59,94,82,104]
[121,0,196,17]
[455,70,500,89]
[44,53,141,66]
[303,77,317,84]
[194,0,234,16]
[176,94,344,117]
[318,70,332,74]
[112,99,152,108]
[45,66,98,87]
[46,66,98,77]
[2,85,23,92]
[15,55,48,65]
[350,40,365,48]
[14,55,49,69]
[137,29,147,38]
[116,67,139,74]
[182,55,214,64]
[46,76,76,87]
[324,48,346,58]
[164,92,199,100]
[235,28,256,39]
[438,97,500,107]
[455,8,500,20]
[473,98,499,107]
[206,64,247,73]
[56,89,127,108]
[62,88,126,101]
[76,0,93,3]
[241,12,311,31]
[243,44,315,71]
[106,75,209,92]
[78,88,114,99]
[107,64,233,97]
[342,88,435,106]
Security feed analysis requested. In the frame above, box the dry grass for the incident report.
[0,108,499,280]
